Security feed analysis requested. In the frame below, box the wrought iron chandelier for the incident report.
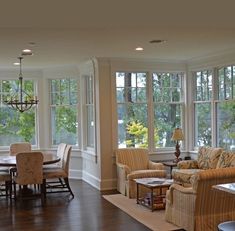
[4,56,39,113]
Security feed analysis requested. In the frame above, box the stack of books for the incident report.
[141,192,164,207]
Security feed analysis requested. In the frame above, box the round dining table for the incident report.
[0,152,60,167]
[0,152,61,198]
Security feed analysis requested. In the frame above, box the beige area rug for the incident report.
[103,194,182,231]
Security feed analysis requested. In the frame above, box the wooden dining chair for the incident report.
[43,145,74,199]
[13,152,45,205]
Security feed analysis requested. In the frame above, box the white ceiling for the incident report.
[1,0,235,69]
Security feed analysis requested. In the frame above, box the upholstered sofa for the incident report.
[116,148,166,198]
[172,147,226,185]
[165,166,235,231]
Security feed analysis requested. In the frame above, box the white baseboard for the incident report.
[82,170,117,191]
[69,169,82,179]
[82,171,101,190]
[100,178,117,191]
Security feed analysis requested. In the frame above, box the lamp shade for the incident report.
[171,128,184,141]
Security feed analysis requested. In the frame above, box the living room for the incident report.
[0,1,234,230]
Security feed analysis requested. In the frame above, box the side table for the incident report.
[162,161,177,179]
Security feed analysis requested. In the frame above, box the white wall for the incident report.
[187,50,235,70]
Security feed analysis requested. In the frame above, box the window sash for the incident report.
[193,66,235,150]
[115,71,184,150]
[0,79,37,146]
[49,78,79,146]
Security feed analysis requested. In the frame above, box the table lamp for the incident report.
[171,128,184,163]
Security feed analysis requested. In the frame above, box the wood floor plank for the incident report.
[0,180,151,231]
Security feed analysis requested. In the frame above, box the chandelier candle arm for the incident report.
[4,56,39,113]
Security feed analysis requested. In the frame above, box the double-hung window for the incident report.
[152,72,184,148]
[0,79,37,145]
[193,67,235,150]
[116,72,148,148]
[50,78,78,146]
[216,66,235,150]
[115,71,184,150]
[83,74,95,150]
[193,70,213,147]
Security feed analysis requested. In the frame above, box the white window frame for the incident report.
[49,78,79,148]
[192,65,235,150]
[0,77,39,149]
[114,70,186,152]
[81,73,96,152]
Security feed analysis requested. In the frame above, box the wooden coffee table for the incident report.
[135,178,173,211]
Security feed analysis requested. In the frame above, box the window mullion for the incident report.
[223,68,226,100]
[232,66,234,98]
[148,71,154,152]
[211,68,217,147]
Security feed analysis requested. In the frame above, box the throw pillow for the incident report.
[216,151,235,168]
[197,147,223,169]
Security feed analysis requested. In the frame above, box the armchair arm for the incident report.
[177,160,199,169]
[116,163,132,195]
[167,183,196,205]
[116,163,131,177]
[127,169,166,180]
[148,161,165,170]
[170,183,195,194]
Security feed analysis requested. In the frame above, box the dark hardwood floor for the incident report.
[0,180,152,231]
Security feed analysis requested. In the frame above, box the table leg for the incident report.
[136,183,139,204]
[170,166,173,179]
[160,187,165,208]
[151,188,154,212]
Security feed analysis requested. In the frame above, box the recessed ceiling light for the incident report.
[149,39,166,44]
[135,47,144,51]
[22,49,33,56]
[13,62,20,66]
[28,42,36,46]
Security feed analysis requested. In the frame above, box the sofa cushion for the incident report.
[197,147,223,169]
[172,169,202,185]
[177,160,199,169]
[216,151,235,168]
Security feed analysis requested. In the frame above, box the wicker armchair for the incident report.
[116,148,166,198]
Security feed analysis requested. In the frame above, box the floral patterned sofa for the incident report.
[172,147,235,186]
